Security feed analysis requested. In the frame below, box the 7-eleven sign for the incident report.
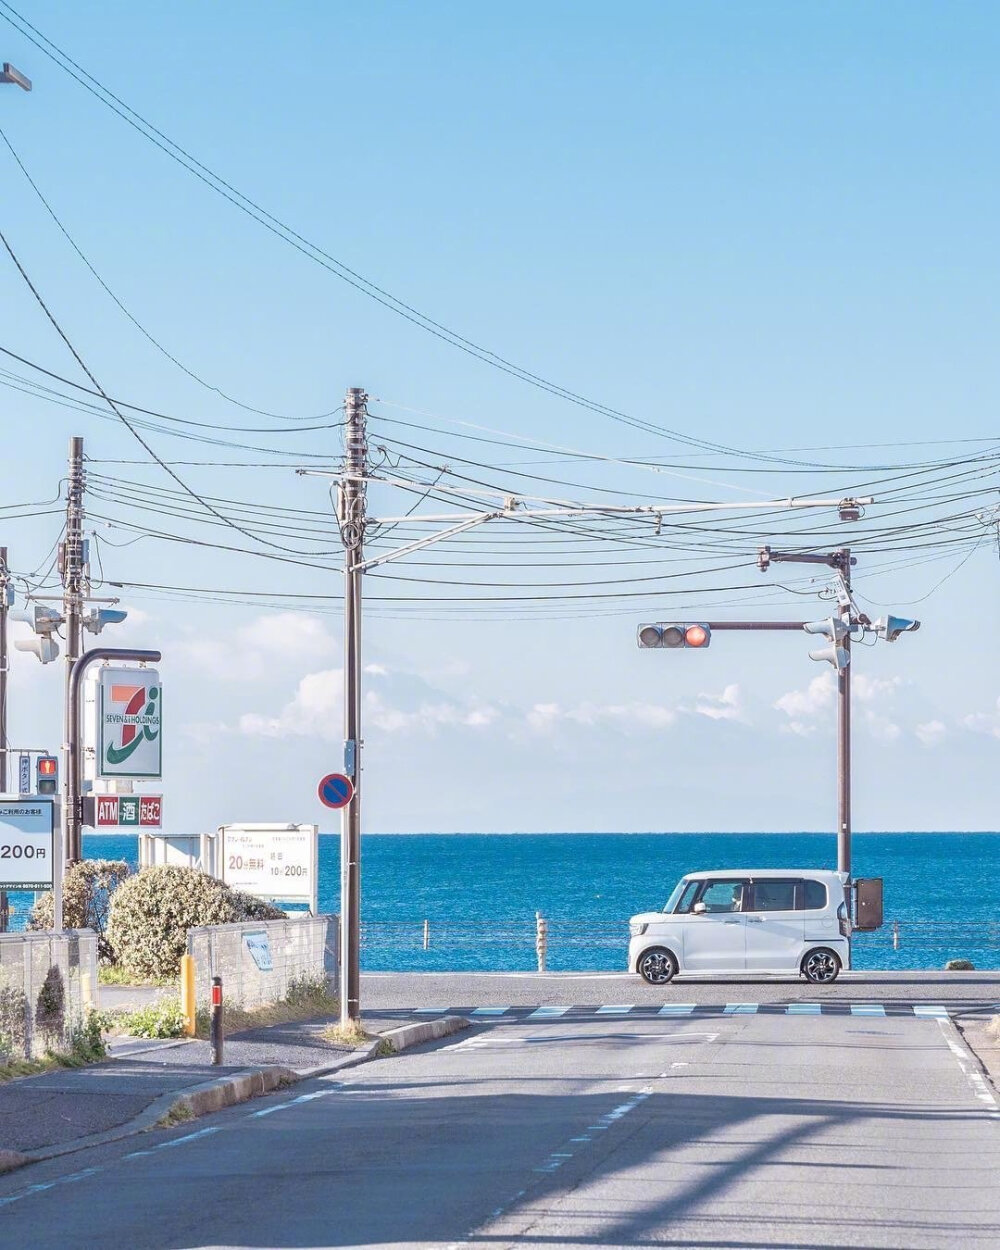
[97,668,162,779]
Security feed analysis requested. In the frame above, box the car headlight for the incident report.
[629,921,648,938]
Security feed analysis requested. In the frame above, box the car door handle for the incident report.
[747,917,764,923]
[723,918,741,924]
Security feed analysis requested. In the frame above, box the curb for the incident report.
[9,1015,470,1172]
[380,1014,471,1052]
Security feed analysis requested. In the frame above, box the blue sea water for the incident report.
[60,830,1000,973]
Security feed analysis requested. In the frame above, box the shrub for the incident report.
[118,998,186,1039]
[35,965,66,1044]
[0,982,28,1061]
[107,865,284,981]
[30,859,131,963]
[945,958,975,971]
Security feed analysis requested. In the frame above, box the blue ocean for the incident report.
[8,832,998,972]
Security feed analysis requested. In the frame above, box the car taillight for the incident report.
[838,902,850,937]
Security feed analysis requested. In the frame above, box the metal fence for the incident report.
[0,929,99,1061]
[186,915,336,1012]
[360,917,1000,972]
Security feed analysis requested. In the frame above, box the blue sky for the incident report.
[0,2,997,833]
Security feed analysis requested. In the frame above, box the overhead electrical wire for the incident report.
[0,0,892,470]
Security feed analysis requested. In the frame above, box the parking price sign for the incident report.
[0,799,55,891]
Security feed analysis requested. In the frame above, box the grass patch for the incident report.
[322,1019,373,1049]
[0,1011,107,1082]
[113,999,186,1039]
[98,966,176,988]
[194,978,338,1040]
[155,1101,194,1129]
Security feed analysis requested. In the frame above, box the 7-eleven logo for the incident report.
[105,682,161,766]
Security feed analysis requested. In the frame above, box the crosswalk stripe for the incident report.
[850,1004,886,1017]
[596,1005,634,1015]
[527,1006,570,1018]
[913,1004,949,1018]
[786,1003,821,1015]
[471,1006,510,1016]
[723,1003,758,1015]
[414,1007,447,1014]
[657,1004,696,1016]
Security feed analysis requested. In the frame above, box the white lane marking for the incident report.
[914,1005,949,1018]
[786,1003,821,1015]
[0,1128,222,1210]
[850,1004,886,1017]
[658,1003,695,1016]
[290,1090,332,1105]
[937,1018,1000,1119]
[471,1006,510,1016]
[527,1006,570,1018]
[533,1089,652,1174]
[724,1003,758,1015]
[152,1127,222,1148]
[596,1005,634,1015]
[414,1007,447,1014]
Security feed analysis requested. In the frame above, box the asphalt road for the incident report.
[1,1002,998,1248]
[360,968,1000,1014]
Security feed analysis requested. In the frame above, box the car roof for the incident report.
[681,869,843,881]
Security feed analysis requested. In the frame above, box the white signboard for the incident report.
[0,799,55,891]
[17,753,30,796]
[97,667,162,779]
[219,823,318,912]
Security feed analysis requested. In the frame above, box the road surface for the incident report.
[1,1006,997,1248]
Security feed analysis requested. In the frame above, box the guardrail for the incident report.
[360,917,1000,971]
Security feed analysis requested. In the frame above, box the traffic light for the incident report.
[36,755,58,795]
[872,615,920,642]
[803,618,850,669]
[637,623,711,649]
[13,604,63,664]
[82,607,128,634]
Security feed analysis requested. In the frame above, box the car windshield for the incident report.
[663,878,689,913]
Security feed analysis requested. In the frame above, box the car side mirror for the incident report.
[692,901,707,915]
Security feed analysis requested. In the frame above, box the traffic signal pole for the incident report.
[340,388,368,1026]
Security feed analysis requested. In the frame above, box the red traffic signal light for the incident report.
[36,755,58,795]
[637,623,712,649]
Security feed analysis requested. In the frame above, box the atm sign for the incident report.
[96,796,162,828]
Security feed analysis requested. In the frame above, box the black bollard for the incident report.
[210,976,223,1065]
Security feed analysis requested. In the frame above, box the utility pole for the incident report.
[835,548,852,880]
[339,389,367,1025]
[62,436,86,865]
[0,546,9,794]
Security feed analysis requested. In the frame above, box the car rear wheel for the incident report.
[637,947,677,985]
[802,948,841,984]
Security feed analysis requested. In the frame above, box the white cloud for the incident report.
[238,666,498,740]
[864,713,901,742]
[175,612,335,680]
[915,720,947,747]
[962,697,1000,740]
[240,668,343,740]
[773,673,835,734]
[853,674,903,703]
[693,683,743,721]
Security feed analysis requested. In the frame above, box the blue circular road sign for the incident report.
[318,773,354,809]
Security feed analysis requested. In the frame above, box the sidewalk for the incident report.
[0,1004,466,1171]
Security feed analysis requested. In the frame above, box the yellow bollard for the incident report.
[180,954,197,1037]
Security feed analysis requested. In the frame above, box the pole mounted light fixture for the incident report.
[0,62,31,91]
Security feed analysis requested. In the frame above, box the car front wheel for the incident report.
[637,947,677,985]
[802,948,841,984]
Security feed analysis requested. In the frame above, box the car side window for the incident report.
[801,879,827,910]
[749,880,797,911]
[674,881,701,913]
[697,880,747,913]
